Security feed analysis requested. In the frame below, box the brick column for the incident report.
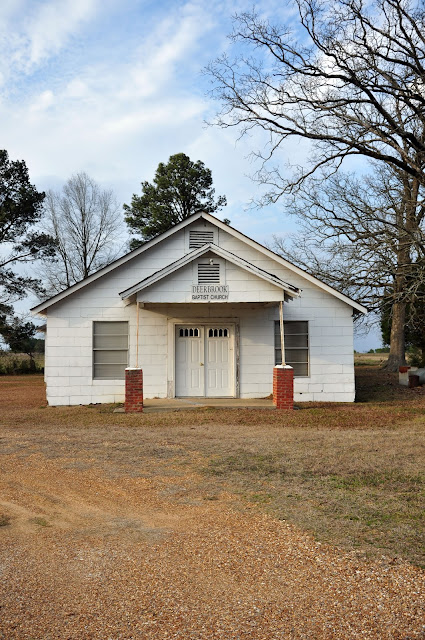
[125,368,143,413]
[273,365,294,410]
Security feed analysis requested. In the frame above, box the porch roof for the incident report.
[119,242,300,301]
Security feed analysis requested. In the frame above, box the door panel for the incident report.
[206,326,233,397]
[175,325,234,397]
[175,326,204,396]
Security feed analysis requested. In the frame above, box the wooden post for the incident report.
[279,300,285,365]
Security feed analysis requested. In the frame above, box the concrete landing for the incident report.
[116,397,275,413]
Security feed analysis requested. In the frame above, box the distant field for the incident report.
[354,352,388,366]
[0,352,44,374]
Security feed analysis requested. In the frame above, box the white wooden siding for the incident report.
[44,220,356,405]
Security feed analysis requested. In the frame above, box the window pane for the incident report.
[94,363,126,380]
[94,333,128,349]
[94,350,128,365]
[94,321,128,335]
[274,320,309,376]
[284,334,308,348]
[93,321,128,380]
[285,349,308,363]
[284,321,308,336]
[288,362,309,377]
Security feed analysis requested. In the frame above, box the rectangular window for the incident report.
[93,321,128,380]
[275,321,309,377]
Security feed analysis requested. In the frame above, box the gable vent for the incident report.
[198,263,220,283]
[189,230,214,249]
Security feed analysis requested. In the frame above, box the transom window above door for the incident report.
[208,328,229,337]
[179,327,200,337]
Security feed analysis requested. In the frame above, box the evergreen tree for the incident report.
[124,153,226,247]
[0,149,54,305]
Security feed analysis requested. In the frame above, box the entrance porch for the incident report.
[118,396,276,413]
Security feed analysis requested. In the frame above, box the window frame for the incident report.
[274,320,309,378]
[92,321,129,381]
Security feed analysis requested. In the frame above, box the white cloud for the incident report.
[0,0,303,244]
[26,0,98,66]
[0,0,98,86]
[29,89,54,113]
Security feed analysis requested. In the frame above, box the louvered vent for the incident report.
[198,263,220,283]
[189,230,214,249]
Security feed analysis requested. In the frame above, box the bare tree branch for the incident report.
[39,172,124,295]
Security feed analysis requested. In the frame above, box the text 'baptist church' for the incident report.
[191,285,229,301]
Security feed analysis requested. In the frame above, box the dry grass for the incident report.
[0,368,424,566]
[354,352,389,366]
[1,370,425,638]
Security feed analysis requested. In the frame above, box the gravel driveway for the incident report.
[1,446,424,639]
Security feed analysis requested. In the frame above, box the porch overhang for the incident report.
[119,243,300,305]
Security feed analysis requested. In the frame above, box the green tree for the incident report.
[0,149,54,306]
[124,153,226,247]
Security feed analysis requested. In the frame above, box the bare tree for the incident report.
[207,0,425,369]
[40,172,124,294]
[272,163,425,369]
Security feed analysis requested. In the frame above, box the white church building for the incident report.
[32,212,366,406]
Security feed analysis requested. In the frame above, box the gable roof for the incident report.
[31,211,367,315]
[119,242,300,300]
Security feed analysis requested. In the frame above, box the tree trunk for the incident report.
[384,301,406,371]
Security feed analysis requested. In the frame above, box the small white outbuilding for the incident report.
[32,211,366,406]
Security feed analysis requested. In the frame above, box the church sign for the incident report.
[191,285,229,301]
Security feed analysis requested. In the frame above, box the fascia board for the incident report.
[203,213,368,314]
[119,244,212,298]
[211,245,299,295]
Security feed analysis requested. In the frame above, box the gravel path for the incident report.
[1,455,424,639]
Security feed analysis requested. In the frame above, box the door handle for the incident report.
[200,362,204,366]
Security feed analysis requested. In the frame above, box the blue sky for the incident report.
[0,0,380,349]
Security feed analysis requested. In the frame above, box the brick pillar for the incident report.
[273,365,294,410]
[125,368,143,413]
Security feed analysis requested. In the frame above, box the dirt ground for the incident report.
[0,374,425,639]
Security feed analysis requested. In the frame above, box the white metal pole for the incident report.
[279,300,285,365]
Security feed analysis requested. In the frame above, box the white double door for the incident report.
[175,325,234,397]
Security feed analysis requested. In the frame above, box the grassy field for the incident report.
[0,351,44,374]
[0,366,424,568]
